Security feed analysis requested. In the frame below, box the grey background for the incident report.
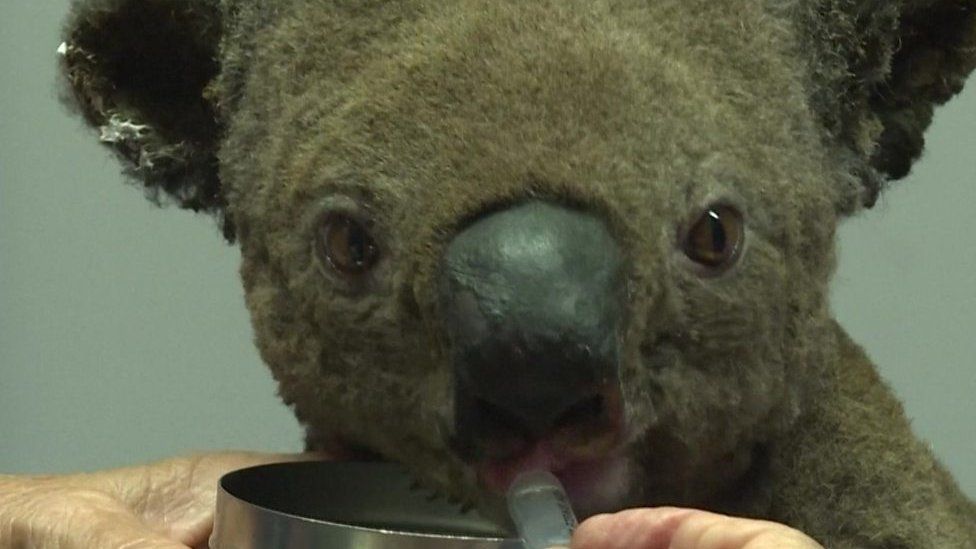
[1,2,973,501]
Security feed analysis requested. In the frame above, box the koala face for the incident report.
[221,1,843,515]
[61,0,976,520]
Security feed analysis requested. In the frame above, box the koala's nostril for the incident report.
[456,387,619,462]
[473,393,608,437]
[474,397,530,437]
[552,394,605,431]
[452,393,533,461]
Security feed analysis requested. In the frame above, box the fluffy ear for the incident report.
[801,0,976,210]
[60,0,232,238]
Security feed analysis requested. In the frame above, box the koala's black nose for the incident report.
[439,201,623,451]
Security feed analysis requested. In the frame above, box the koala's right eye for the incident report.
[682,205,744,272]
[316,213,380,277]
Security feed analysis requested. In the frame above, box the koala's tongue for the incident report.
[478,443,629,512]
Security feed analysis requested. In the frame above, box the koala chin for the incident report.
[60,0,976,546]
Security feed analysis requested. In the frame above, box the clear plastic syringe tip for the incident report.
[506,470,578,549]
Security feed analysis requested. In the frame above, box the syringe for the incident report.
[506,470,578,549]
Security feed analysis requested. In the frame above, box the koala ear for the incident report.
[60,0,232,238]
[803,0,976,210]
[871,1,976,179]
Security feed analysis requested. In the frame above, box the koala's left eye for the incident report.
[683,205,744,270]
[316,213,380,276]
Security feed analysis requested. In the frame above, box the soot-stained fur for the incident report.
[795,0,976,208]
[60,0,232,238]
[61,0,976,546]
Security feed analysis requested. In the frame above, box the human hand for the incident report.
[572,507,823,549]
[0,451,318,549]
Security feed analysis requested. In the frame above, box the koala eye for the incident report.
[316,213,380,276]
[683,205,744,270]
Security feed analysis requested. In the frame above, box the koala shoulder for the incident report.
[760,323,976,547]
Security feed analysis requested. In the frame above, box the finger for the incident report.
[668,509,823,549]
[91,451,326,546]
[572,508,695,549]
[573,508,823,549]
[2,484,189,549]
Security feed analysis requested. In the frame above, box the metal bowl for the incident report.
[211,461,523,549]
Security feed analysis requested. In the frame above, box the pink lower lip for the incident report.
[478,443,562,494]
[475,389,629,507]
[477,441,627,504]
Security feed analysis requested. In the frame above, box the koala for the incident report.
[59,0,976,546]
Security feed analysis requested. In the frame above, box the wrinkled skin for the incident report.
[56,0,976,546]
[573,508,822,549]
[0,452,314,549]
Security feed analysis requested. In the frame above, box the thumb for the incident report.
[572,507,823,549]
[88,451,325,547]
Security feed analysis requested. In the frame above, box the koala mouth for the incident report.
[459,385,630,509]
[475,434,630,512]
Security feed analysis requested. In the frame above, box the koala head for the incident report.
[61,0,976,517]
